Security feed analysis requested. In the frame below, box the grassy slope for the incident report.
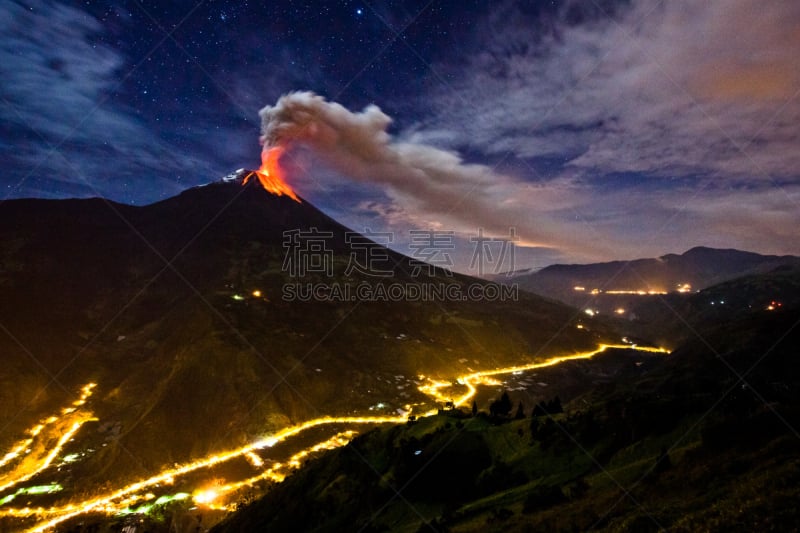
[213,303,800,532]
[0,182,612,498]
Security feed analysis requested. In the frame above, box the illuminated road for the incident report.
[419,343,668,408]
[0,344,667,531]
[0,384,96,494]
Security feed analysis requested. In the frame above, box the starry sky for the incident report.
[1,0,799,270]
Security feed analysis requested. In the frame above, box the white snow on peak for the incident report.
[222,168,248,182]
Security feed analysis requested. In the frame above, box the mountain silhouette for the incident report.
[503,246,800,310]
[0,175,602,489]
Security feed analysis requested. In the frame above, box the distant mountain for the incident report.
[0,175,605,512]
[502,247,800,312]
[618,262,800,348]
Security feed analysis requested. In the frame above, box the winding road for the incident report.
[0,343,667,532]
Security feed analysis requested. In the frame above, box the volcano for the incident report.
[0,173,606,529]
[241,146,300,202]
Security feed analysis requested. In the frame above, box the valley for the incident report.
[1,179,798,532]
[0,343,667,532]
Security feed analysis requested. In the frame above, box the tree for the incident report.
[548,396,563,414]
[514,401,525,419]
[533,396,563,417]
[472,400,478,417]
[490,390,513,417]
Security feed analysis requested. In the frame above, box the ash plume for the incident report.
[259,91,495,192]
[257,91,609,258]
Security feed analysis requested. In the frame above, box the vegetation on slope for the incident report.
[214,300,800,532]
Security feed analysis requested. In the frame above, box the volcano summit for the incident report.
[0,174,606,530]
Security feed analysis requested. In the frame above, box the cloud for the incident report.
[258,91,622,259]
[303,0,797,265]
[259,92,556,247]
[425,0,800,181]
[4,0,796,265]
[667,184,800,253]
[257,81,800,265]
[0,0,225,202]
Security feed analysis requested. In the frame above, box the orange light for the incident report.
[416,343,669,411]
[193,487,219,506]
[244,451,263,468]
[242,146,300,202]
[15,345,671,531]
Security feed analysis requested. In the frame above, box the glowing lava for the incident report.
[242,146,300,202]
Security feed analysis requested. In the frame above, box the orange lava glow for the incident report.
[242,146,300,202]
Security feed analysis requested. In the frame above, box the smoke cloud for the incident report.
[260,91,493,191]
[258,91,588,255]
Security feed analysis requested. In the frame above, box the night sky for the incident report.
[1,0,799,269]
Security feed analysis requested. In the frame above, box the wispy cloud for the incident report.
[330,0,800,263]
[0,1,230,201]
[254,0,800,263]
[425,0,800,181]
[252,1,800,264]
[2,0,797,265]
[258,91,623,260]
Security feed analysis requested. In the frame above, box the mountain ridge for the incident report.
[499,246,800,312]
[211,267,800,533]
[0,175,607,527]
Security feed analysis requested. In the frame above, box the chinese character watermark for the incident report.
[282,228,334,277]
[408,230,455,277]
[344,229,394,278]
[279,227,519,302]
[469,227,518,276]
